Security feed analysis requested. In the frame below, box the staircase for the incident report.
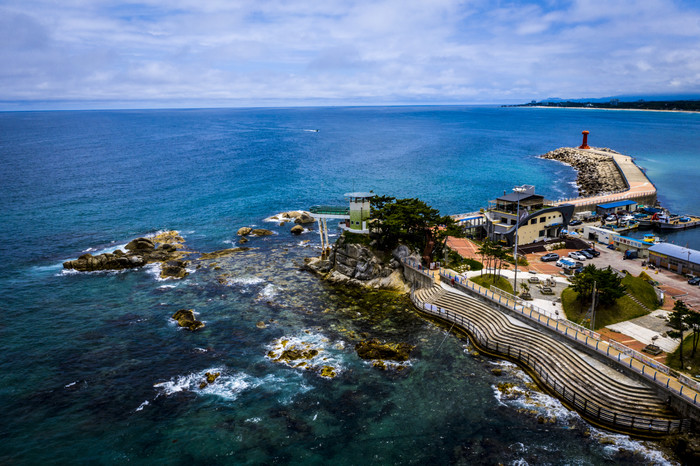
[413,285,685,434]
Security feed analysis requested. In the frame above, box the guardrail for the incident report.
[410,291,687,434]
[402,258,700,407]
[556,190,657,207]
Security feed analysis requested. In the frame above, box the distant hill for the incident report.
[506,98,700,112]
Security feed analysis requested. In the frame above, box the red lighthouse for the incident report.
[579,130,590,149]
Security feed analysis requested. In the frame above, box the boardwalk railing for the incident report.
[410,291,688,434]
[556,190,657,207]
[401,258,700,408]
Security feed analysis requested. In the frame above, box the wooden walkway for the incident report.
[403,259,699,434]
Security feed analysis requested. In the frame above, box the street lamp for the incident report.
[512,185,526,295]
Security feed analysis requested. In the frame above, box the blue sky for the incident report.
[1,0,699,109]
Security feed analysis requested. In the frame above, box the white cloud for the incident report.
[1,0,699,108]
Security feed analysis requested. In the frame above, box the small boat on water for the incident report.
[635,209,700,230]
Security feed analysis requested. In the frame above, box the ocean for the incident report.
[1,106,698,464]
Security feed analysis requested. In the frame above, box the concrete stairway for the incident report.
[414,285,681,431]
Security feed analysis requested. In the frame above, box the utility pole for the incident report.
[590,280,597,330]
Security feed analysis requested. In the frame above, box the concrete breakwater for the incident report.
[539,147,628,197]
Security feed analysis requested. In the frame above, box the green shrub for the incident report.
[470,274,514,295]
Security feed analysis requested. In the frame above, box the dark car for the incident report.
[688,276,700,285]
[540,253,559,262]
[569,219,582,226]
[583,248,601,257]
[578,250,594,259]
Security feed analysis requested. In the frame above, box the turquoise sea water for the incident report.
[2,106,699,464]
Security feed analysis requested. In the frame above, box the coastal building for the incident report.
[309,192,373,251]
[595,200,638,217]
[648,243,700,275]
[484,185,575,246]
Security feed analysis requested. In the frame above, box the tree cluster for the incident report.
[668,300,700,368]
[476,239,509,284]
[369,195,463,260]
[569,265,626,307]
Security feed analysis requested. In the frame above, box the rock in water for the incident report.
[237,227,252,236]
[290,225,304,235]
[160,260,189,279]
[198,248,249,260]
[251,229,273,236]
[198,371,220,389]
[171,309,204,331]
[63,231,192,276]
[355,339,415,361]
[125,237,155,252]
[294,213,315,224]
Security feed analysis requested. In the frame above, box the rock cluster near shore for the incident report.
[63,231,192,279]
[539,147,627,197]
[305,235,413,292]
[266,210,315,225]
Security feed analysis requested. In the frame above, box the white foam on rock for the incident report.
[266,331,344,379]
[153,367,258,401]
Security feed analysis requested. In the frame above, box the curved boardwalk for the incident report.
[413,284,687,435]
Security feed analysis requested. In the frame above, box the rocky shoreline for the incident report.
[305,234,416,293]
[539,147,627,197]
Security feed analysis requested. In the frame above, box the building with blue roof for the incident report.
[648,243,700,275]
[595,200,638,216]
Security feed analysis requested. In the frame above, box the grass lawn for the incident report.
[446,250,482,273]
[666,334,700,376]
[470,274,514,295]
[621,272,660,309]
[561,288,650,330]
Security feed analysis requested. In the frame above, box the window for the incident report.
[539,230,545,236]
[529,219,535,225]
[511,219,517,225]
[539,217,545,223]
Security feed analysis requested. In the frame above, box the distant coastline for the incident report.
[505,100,700,113]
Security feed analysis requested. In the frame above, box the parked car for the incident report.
[568,251,587,261]
[605,215,616,222]
[623,250,638,260]
[583,248,600,257]
[688,276,700,285]
[569,219,582,226]
[556,258,576,268]
[577,250,594,259]
[540,253,559,262]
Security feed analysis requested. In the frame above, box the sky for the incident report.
[1,0,700,110]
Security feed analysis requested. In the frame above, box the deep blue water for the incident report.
[2,106,699,464]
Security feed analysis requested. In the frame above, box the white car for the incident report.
[605,215,616,222]
[568,251,587,261]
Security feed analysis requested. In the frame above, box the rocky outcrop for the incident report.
[304,234,413,292]
[160,260,188,279]
[290,225,304,235]
[199,371,220,389]
[539,147,627,197]
[63,233,191,276]
[171,309,204,331]
[237,227,252,236]
[355,338,415,361]
[198,248,249,260]
[251,228,273,236]
[266,210,315,224]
